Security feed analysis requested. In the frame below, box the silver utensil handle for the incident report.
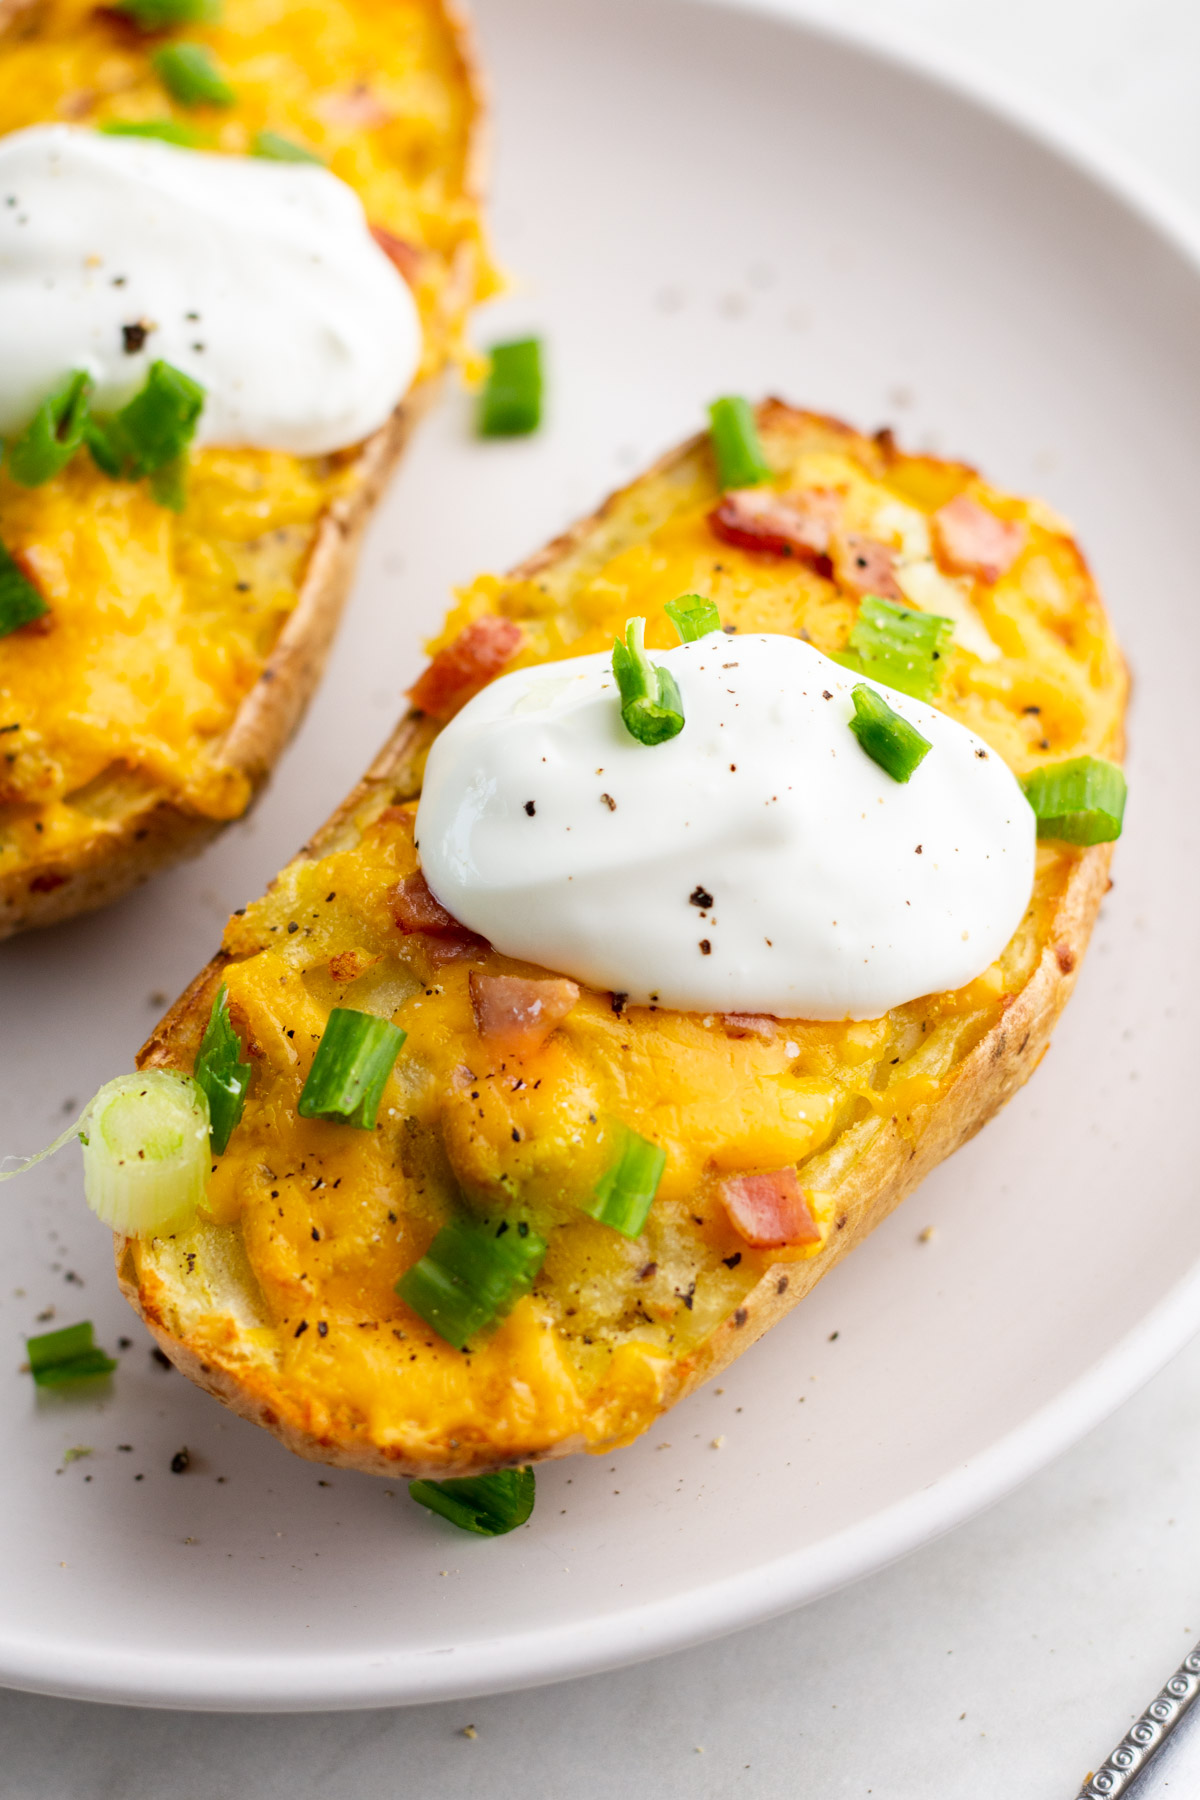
[1076,1645,1200,1796]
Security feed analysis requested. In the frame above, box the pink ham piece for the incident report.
[318,85,393,129]
[469,972,580,1055]
[409,616,523,722]
[392,870,461,936]
[932,494,1026,583]
[708,487,841,568]
[723,1013,778,1041]
[392,873,486,962]
[830,532,902,600]
[719,1168,822,1250]
[369,224,423,286]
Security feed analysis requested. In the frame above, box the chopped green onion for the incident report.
[611,616,685,746]
[252,130,323,164]
[478,337,542,437]
[665,593,722,643]
[86,360,205,505]
[99,119,207,147]
[848,683,932,784]
[1021,756,1126,845]
[27,1321,116,1388]
[148,455,188,512]
[584,1125,665,1238]
[396,1216,547,1351]
[81,1071,210,1237]
[845,595,954,703]
[0,542,49,638]
[408,1466,535,1537]
[708,395,771,491]
[6,370,92,488]
[193,984,252,1155]
[151,42,236,108]
[114,0,221,28]
[297,1008,406,1130]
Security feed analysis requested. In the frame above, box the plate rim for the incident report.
[9,0,1200,1712]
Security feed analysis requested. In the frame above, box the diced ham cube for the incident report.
[392,872,488,961]
[370,225,422,286]
[723,1014,778,1040]
[932,494,1026,583]
[708,487,841,568]
[830,533,902,600]
[392,871,467,937]
[424,934,488,965]
[719,1168,822,1250]
[318,85,393,128]
[409,616,523,721]
[469,972,580,1055]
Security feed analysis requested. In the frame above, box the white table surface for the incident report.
[6,0,1200,1793]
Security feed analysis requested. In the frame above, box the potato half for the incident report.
[0,0,490,937]
[121,403,1127,1476]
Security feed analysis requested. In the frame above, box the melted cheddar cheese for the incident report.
[0,0,489,870]
[133,411,1126,1466]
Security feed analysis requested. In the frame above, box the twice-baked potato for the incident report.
[121,401,1127,1477]
[0,0,489,938]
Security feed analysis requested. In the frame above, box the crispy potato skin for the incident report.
[117,402,1126,1477]
[0,0,488,938]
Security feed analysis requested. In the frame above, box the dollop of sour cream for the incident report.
[0,125,421,454]
[417,634,1037,1020]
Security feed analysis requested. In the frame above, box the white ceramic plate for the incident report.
[2,0,1199,1712]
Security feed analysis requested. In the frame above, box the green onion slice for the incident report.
[27,1321,116,1388]
[114,0,221,29]
[252,130,323,163]
[99,119,207,146]
[193,984,252,1155]
[1,1069,209,1241]
[848,683,932,784]
[708,395,771,491]
[1021,756,1126,844]
[151,42,236,108]
[408,1467,536,1537]
[612,616,685,746]
[297,1008,406,1130]
[664,593,721,643]
[0,542,49,638]
[478,337,543,438]
[81,1071,210,1237]
[845,595,954,703]
[396,1217,548,1351]
[86,360,205,502]
[6,370,92,488]
[584,1125,665,1238]
[148,455,188,512]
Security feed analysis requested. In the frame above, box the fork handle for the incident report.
[1076,1644,1200,1796]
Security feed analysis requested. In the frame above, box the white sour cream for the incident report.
[416,634,1037,1020]
[0,125,421,454]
